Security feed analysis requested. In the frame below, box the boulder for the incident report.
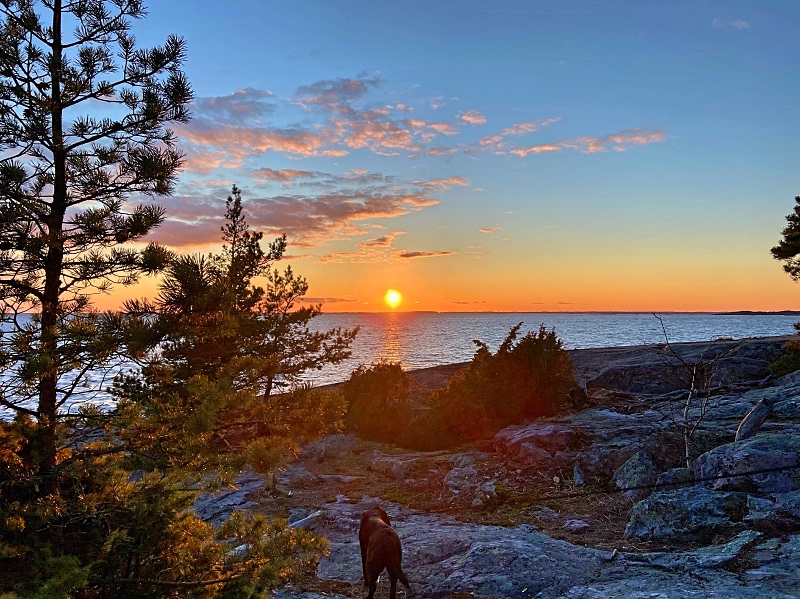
[369,454,418,480]
[612,451,660,502]
[442,464,478,494]
[299,434,363,461]
[653,467,695,492]
[515,442,553,466]
[494,422,577,456]
[693,433,800,493]
[577,445,638,478]
[563,519,591,533]
[624,487,749,543]
[744,490,800,534]
[276,465,319,488]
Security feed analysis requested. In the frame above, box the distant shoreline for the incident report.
[715,311,800,316]
[319,310,800,315]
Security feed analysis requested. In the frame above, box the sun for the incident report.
[384,289,403,310]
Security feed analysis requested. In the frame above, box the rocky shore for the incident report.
[195,335,800,598]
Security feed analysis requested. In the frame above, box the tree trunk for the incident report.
[36,0,65,483]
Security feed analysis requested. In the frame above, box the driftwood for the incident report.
[735,398,772,442]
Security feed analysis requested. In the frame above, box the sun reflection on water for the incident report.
[379,311,403,363]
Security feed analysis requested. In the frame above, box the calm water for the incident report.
[305,312,798,386]
[1,312,797,416]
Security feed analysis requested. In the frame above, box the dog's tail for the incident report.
[395,566,411,590]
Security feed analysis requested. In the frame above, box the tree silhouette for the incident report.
[0,0,191,477]
[771,195,800,280]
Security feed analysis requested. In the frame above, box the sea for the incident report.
[1,312,798,417]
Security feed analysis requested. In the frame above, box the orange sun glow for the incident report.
[384,289,402,309]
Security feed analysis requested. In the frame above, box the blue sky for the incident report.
[110,0,800,312]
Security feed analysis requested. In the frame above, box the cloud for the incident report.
[501,118,560,136]
[359,231,406,248]
[179,120,329,165]
[511,127,666,157]
[150,171,452,250]
[474,118,561,154]
[712,17,750,30]
[253,168,317,183]
[460,110,487,125]
[452,300,488,305]
[192,88,277,124]
[428,122,459,136]
[480,226,502,234]
[296,76,381,112]
[397,250,455,259]
[299,297,360,304]
[178,76,665,175]
[414,176,469,191]
[282,253,313,260]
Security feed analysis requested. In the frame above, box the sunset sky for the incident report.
[105,1,800,312]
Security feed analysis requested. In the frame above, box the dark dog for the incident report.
[358,506,411,599]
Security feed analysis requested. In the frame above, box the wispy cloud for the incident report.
[476,118,561,154]
[510,127,666,157]
[712,17,750,30]
[501,118,561,136]
[192,88,277,124]
[397,250,455,259]
[414,176,469,191]
[150,171,450,250]
[480,225,502,234]
[253,168,317,183]
[179,77,665,170]
[359,231,406,248]
[299,296,360,304]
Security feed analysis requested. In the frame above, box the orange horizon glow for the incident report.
[82,241,800,315]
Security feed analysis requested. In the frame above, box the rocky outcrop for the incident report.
[279,497,800,599]
[494,422,578,455]
[693,433,800,493]
[570,336,789,395]
[624,487,749,543]
[268,336,800,598]
[192,470,264,525]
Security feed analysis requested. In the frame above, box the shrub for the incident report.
[769,338,800,377]
[341,362,455,450]
[436,323,577,441]
[343,362,413,443]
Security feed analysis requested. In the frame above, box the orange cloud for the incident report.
[415,176,469,191]
[460,110,487,125]
[429,122,459,136]
[179,121,327,161]
[510,127,666,157]
[359,231,406,248]
[501,117,560,136]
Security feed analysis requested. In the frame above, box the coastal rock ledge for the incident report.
[258,336,800,598]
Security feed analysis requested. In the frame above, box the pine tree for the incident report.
[771,196,800,280]
[119,186,357,464]
[0,0,191,478]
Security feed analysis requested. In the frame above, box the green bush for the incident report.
[343,362,413,442]
[769,338,800,377]
[436,324,577,441]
